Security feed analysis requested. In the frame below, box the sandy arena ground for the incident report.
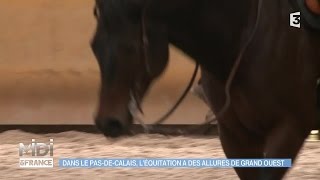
[0,130,319,180]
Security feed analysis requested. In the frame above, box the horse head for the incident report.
[91,0,172,137]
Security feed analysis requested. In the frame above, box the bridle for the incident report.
[131,0,264,134]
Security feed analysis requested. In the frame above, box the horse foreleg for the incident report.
[218,114,265,180]
[262,114,313,180]
[201,69,265,179]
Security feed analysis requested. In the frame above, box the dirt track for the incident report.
[0,130,320,180]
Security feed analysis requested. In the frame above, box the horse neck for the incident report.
[167,0,259,82]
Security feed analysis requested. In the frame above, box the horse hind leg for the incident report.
[218,111,265,180]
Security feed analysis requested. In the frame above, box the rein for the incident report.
[132,0,264,134]
[197,0,263,134]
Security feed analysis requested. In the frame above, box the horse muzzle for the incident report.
[95,111,133,138]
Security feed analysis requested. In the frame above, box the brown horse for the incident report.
[91,0,320,179]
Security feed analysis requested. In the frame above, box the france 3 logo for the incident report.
[290,12,301,28]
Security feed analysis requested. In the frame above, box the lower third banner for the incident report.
[58,158,292,168]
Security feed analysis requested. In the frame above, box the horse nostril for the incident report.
[95,117,125,138]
